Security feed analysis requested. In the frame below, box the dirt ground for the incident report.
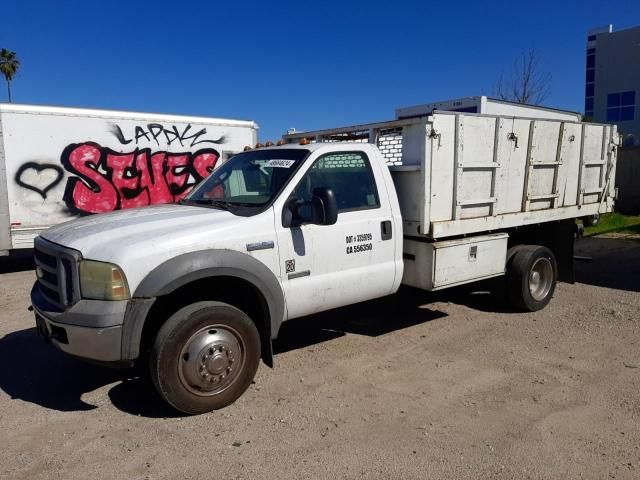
[0,236,638,480]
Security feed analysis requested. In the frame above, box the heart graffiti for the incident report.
[15,162,65,199]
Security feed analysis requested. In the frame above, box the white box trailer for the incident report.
[0,104,258,254]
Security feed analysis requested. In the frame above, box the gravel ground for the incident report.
[0,236,638,480]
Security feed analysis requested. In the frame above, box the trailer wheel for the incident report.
[150,301,260,415]
[582,213,600,227]
[507,245,557,312]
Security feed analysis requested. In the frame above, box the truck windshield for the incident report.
[183,148,309,212]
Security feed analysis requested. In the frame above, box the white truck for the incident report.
[30,110,618,414]
[0,103,258,255]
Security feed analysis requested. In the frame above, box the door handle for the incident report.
[381,220,392,240]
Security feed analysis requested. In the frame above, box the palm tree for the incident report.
[0,49,21,102]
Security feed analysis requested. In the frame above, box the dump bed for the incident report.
[284,112,618,239]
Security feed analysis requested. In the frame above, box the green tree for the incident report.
[0,49,21,102]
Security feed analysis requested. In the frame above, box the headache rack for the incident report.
[284,117,429,167]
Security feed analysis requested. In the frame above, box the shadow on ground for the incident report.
[274,292,448,354]
[0,327,178,418]
[574,236,640,292]
[0,295,447,417]
[0,249,34,274]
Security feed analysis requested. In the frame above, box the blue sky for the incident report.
[2,0,639,140]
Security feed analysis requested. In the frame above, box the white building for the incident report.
[396,96,581,122]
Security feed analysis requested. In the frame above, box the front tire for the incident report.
[507,245,557,312]
[150,301,260,415]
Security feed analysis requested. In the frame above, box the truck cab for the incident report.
[31,142,404,414]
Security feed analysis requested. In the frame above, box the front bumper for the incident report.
[34,312,124,362]
[31,284,127,362]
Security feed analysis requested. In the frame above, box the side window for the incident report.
[293,151,380,212]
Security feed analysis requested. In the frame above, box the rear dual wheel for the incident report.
[507,245,557,312]
[150,301,261,415]
[582,213,600,227]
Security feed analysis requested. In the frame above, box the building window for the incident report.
[586,84,595,97]
[621,91,635,105]
[585,98,594,112]
[586,54,595,68]
[607,91,635,122]
[587,34,596,41]
[585,69,595,83]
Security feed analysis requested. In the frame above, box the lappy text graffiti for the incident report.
[62,142,219,214]
[111,123,225,148]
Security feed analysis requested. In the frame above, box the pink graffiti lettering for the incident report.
[62,142,219,214]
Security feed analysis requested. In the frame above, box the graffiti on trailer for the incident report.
[12,123,225,214]
[62,142,220,214]
[110,122,225,148]
[14,162,65,199]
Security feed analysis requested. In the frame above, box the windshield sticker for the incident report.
[266,159,296,168]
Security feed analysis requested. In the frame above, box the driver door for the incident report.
[274,148,397,320]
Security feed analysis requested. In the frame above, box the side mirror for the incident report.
[282,187,338,228]
[311,187,338,226]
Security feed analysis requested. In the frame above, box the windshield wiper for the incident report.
[181,198,263,210]
[179,198,233,210]
[209,200,237,211]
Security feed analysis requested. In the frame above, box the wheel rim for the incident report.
[528,257,553,302]
[178,325,246,397]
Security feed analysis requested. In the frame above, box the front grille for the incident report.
[34,237,81,310]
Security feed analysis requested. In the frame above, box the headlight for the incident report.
[79,260,130,301]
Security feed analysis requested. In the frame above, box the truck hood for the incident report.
[41,204,245,261]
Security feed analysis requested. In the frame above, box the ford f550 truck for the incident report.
[31,112,618,414]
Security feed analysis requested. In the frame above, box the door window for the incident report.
[292,151,379,213]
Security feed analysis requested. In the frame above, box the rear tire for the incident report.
[150,301,260,415]
[582,213,600,227]
[507,245,557,312]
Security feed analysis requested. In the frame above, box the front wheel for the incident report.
[507,245,557,312]
[150,301,261,415]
